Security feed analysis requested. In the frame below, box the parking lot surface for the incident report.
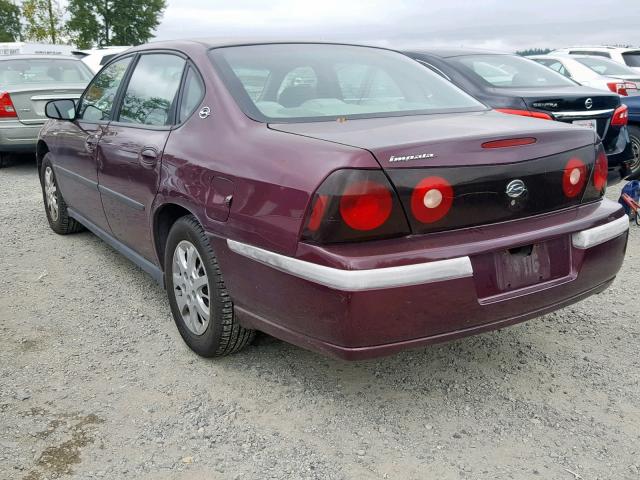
[1,159,639,480]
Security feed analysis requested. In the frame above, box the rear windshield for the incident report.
[451,54,577,88]
[575,56,637,76]
[210,44,485,123]
[622,52,640,67]
[0,58,93,85]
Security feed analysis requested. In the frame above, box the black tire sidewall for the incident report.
[628,125,640,180]
[164,217,225,356]
[40,155,66,232]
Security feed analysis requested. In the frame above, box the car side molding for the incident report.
[227,239,474,291]
[572,215,630,249]
[68,207,165,286]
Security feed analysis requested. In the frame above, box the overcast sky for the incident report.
[153,0,640,52]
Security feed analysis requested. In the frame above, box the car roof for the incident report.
[127,38,389,53]
[554,46,640,52]
[403,47,510,58]
[0,54,81,61]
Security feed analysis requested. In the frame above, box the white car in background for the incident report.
[551,46,640,73]
[531,54,640,96]
[71,46,131,73]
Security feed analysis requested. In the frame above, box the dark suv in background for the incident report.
[404,49,635,182]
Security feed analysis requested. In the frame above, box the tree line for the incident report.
[0,0,166,49]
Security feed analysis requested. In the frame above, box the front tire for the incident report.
[628,125,640,180]
[40,154,84,235]
[164,215,255,357]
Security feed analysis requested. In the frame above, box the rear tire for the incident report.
[40,154,84,235]
[164,215,255,357]
[0,153,7,169]
[628,125,640,180]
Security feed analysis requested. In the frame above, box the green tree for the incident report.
[517,48,553,57]
[67,0,166,49]
[22,0,65,44]
[0,0,21,42]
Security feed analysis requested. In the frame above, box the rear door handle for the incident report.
[139,147,158,168]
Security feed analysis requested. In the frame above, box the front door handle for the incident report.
[139,147,158,168]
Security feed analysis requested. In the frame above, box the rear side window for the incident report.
[536,59,571,78]
[78,56,132,122]
[622,52,640,67]
[118,54,186,126]
[179,67,205,123]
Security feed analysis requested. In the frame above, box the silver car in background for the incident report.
[0,55,93,167]
[531,54,640,96]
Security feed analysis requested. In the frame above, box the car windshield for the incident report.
[622,52,640,67]
[452,54,577,88]
[575,56,637,76]
[0,58,93,86]
[210,44,485,123]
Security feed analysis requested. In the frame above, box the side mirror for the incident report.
[45,99,77,121]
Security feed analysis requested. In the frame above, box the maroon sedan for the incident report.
[38,40,629,360]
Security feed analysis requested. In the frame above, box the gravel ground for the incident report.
[0,158,639,480]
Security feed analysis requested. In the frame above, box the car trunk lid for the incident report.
[270,110,595,168]
[271,111,602,235]
[516,87,620,140]
[7,85,85,124]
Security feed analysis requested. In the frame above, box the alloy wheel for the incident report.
[172,240,210,335]
[44,166,59,222]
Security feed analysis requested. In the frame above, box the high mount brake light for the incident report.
[410,176,453,224]
[481,137,537,148]
[562,158,588,198]
[302,170,410,244]
[0,92,17,118]
[611,104,629,126]
[495,108,553,120]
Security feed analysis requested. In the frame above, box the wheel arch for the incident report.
[36,140,50,174]
[153,202,200,267]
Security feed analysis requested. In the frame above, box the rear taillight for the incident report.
[339,180,393,231]
[611,104,629,126]
[302,169,410,243]
[593,151,608,192]
[495,108,553,120]
[410,176,453,224]
[607,81,637,96]
[0,92,17,118]
[562,158,588,198]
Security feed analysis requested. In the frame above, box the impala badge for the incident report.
[389,153,436,163]
[585,98,593,110]
[506,179,527,198]
[199,106,211,119]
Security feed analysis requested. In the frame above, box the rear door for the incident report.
[52,56,134,231]
[97,52,187,262]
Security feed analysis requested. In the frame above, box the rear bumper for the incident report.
[0,121,42,152]
[214,200,629,360]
